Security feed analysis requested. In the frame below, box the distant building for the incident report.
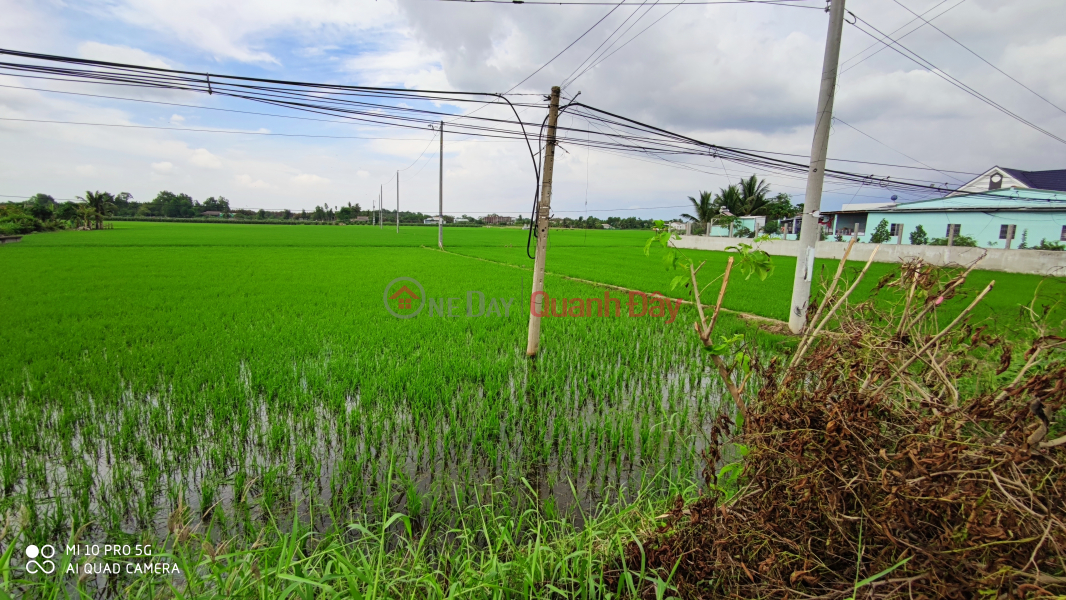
[601,224,612,229]
[454,218,470,223]
[424,216,443,225]
[482,214,514,225]
[201,211,222,217]
[709,215,768,237]
[822,166,1066,245]
[353,216,369,222]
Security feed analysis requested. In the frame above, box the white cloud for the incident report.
[77,41,173,69]
[151,161,174,173]
[235,174,271,189]
[170,114,186,124]
[75,165,97,175]
[343,40,447,89]
[356,170,370,179]
[93,0,398,64]
[292,173,330,185]
[189,148,222,169]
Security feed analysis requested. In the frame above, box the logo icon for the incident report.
[25,544,56,574]
[384,277,426,319]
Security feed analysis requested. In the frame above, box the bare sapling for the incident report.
[645,222,775,424]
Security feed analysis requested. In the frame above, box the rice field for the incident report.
[1,222,784,597]
[0,222,1057,598]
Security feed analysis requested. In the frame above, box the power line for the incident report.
[564,0,686,88]
[0,46,996,199]
[846,14,1066,146]
[0,82,516,139]
[560,0,660,89]
[831,117,964,183]
[431,0,817,5]
[839,0,964,73]
[504,1,627,93]
[0,116,499,142]
[886,0,1066,117]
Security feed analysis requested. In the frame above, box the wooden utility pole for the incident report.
[438,120,444,250]
[787,0,848,334]
[396,170,400,233]
[526,86,562,357]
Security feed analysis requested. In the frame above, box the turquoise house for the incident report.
[824,167,1066,247]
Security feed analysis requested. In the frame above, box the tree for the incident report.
[737,174,772,216]
[202,197,231,213]
[111,192,136,215]
[75,203,98,229]
[56,201,79,226]
[762,220,781,235]
[25,194,56,221]
[681,191,717,235]
[77,191,115,229]
[760,193,802,219]
[713,184,743,216]
[909,224,928,245]
[869,218,892,243]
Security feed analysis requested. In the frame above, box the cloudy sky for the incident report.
[0,0,1063,218]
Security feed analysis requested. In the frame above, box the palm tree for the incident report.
[77,191,115,230]
[737,175,773,216]
[75,203,98,230]
[714,184,743,214]
[681,191,716,236]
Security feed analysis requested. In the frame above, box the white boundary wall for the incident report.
[671,236,1066,276]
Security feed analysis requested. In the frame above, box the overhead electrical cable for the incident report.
[845,15,1066,146]
[563,0,686,88]
[886,0,1066,117]
[0,47,998,203]
[559,0,659,88]
[505,0,629,93]
[431,0,817,5]
[839,0,964,73]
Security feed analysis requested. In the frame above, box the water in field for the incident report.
[1,224,771,573]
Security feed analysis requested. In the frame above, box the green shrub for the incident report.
[869,218,892,243]
[1035,238,1065,251]
[0,213,43,234]
[909,224,928,245]
[929,234,978,247]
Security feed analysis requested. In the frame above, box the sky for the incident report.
[0,0,1064,219]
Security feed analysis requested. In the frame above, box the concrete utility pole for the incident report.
[396,170,400,233]
[379,186,383,229]
[788,0,848,335]
[526,86,562,357]
[438,120,444,250]
[1004,224,1015,250]
[947,223,956,247]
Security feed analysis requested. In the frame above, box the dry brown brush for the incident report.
[611,258,1066,599]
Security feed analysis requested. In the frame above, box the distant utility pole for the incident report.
[396,170,400,233]
[788,0,848,335]
[526,86,562,357]
[379,186,383,229]
[438,120,444,250]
